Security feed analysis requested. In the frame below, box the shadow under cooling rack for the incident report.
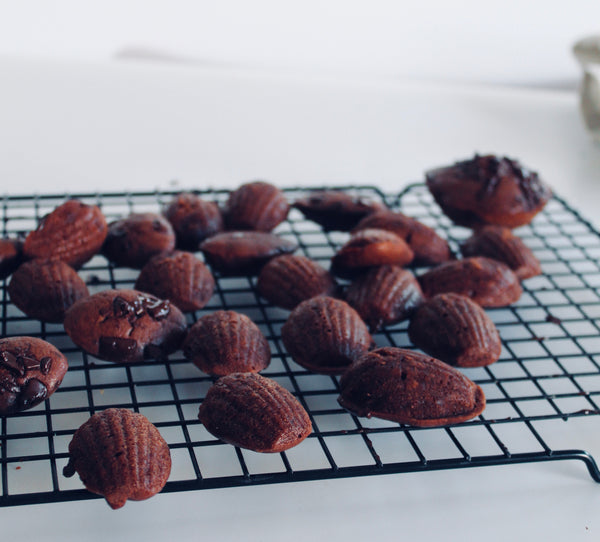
[2,184,600,507]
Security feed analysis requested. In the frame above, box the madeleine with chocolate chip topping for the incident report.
[198,372,312,453]
[63,408,171,509]
[338,347,486,427]
[64,289,187,362]
[0,336,68,415]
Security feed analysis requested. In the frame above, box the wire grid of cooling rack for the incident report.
[1,184,600,507]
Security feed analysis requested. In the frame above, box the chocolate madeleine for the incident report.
[135,251,215,312]
[183,311,271,376]
[419,257,522,307]
[64,289,187,362]
[163,192,223,250]
[103,213,176,269]
[9,259,89,323]
[63,408,171,509]
[23,199,107,268]
[460,226,541,280]
[408,293,501,367]
[281,296,372,375]
[0,238,23,280]
[198,372,312,453]
[257,254,338,310]
[0,336,68,414]
[330,228,414,279]
[224,181,289,232]
[338,347,486,427]
[426,154,552,228]
[293,191,386,231]
[200,231,297,276]
[352,211,452,266]
[345,265,424,332]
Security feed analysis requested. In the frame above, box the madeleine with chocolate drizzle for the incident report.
[426,154,552,228]
[0,336,68,415]
[64,289,187,363]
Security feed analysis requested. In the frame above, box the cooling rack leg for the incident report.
[566,450,600,483]
[508,450,600,483]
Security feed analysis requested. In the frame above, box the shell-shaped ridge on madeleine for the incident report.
[63,408,171,509]
[281,296,372,375]
[408,293,501,367]
[183,310,271,376]
[198,372,312,453]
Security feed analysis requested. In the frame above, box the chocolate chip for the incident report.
[20,355,40,372]
[98,336,138,362]
[143,298,170,321]
[40,357,53,375]
[19,378,47,408]
[132,297,145,318]
[62,460,76,478]
[152,219,166,232]
[0,373,20,394]
[1,351,24,377]
[86,274,102,286]
[113,296,135,318]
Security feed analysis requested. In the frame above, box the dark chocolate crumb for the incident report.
[545,314,562,325]
[1,351,25,377]
[98,336,138,361]
[85,274,102,286]
[20,355,41,372]
[40,357,52,375]
[19,379,48,408]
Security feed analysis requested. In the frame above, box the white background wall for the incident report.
[1,0,599,88]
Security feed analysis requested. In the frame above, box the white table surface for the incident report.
[1,56,600,541]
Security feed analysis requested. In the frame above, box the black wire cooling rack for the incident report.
[2,184,600,508]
